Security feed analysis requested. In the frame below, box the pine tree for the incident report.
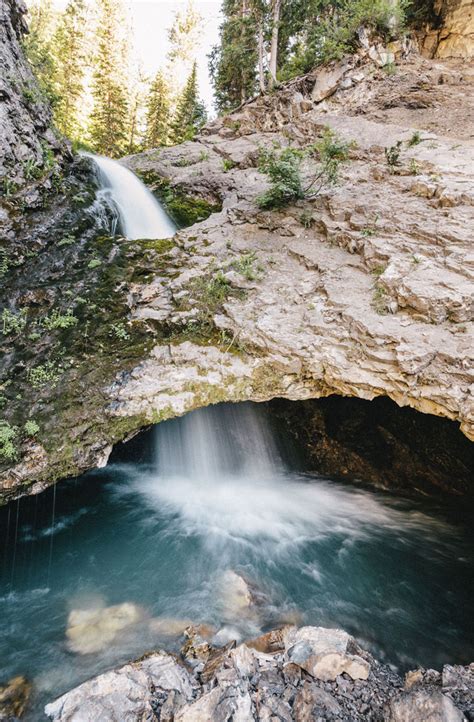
[89,0,130,157]
[145,71,172,149]
[171,63,207,144]
[209,0,260,113]
[51,0,89,141]
[23,0,58,106]
[167,1,203,88]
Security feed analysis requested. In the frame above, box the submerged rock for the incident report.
[66,602,144,655]
[217,570,259,625]
[0,676,31,720]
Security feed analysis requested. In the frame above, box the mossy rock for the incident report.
[137,171,221,228]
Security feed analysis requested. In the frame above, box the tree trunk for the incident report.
[387,0,399,32]
[257,20,266,93]
[269,0,282,87]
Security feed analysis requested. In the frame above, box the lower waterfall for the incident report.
[1,402,473,719]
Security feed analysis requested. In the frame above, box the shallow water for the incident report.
[1,403,473,719]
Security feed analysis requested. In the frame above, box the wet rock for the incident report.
[386,689,464,721]
[217,570,257,624]
[148,617,196,638]
[0,676,31,720]
[46,625,474,722]
[200,640,236,684]
[305,651,370,682]
[66,602,144,655]
[246,627,287,654]
[45,652,196,721]
[181,625,214,667]
[442,664,474,719]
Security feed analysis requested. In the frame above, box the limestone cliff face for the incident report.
[0,0,65,188]
[419,0,474,58]
[0,19,472,504]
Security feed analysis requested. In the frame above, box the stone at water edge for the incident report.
[217,569,258,624]
[246,626,288,654]
[66,601,144,655]
[284,626,371,681]
[44,652,197,722]
[386,689,465,721]
[307,651,370,682]
[0,676,32,720]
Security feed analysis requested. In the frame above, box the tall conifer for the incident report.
[52,0,89,140]
[89,0,130,157]
[145,71,172,149]
[171,63,207,144]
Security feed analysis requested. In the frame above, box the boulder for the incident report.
[45,652,196,721]
[284,626,370,682]
[217,570,257,624]
[66,602,143,655]
[386,689,464,721]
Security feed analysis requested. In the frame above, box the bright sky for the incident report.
[52,0,222,109]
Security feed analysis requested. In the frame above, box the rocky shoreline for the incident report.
[41,624,473,721]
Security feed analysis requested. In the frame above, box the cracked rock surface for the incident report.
[44,625,473,722]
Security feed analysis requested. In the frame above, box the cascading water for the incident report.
[1,153,473,718]
[1,402,474,719]
[88,154,176,240]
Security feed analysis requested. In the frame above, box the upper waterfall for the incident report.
[90,154,176,240]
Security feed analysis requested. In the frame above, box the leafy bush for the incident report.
[257,146,306,209]
[257,130,351,210]
[109,322,130,341]
[385,140,403,171]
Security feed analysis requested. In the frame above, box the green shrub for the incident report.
[231,252,263,281]
[257,146,305,209]
[109,322,130,341]
[87,259,102,269]
[280,0,409,79]
[58,234,75,247]
[257,130,351,210]
[408,131,422,147]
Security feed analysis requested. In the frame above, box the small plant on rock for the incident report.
[231,252,263,281]
[42,309,77,331]
[408,131,422,147]
[2,308,27,336]
[0,422,18,461]
[222,158,236,172]
[24,420,40,437]
[28,361,62,389]
[109,322,131,341]
[385,141,403,172]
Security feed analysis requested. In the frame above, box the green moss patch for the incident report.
[137,170,221,228]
